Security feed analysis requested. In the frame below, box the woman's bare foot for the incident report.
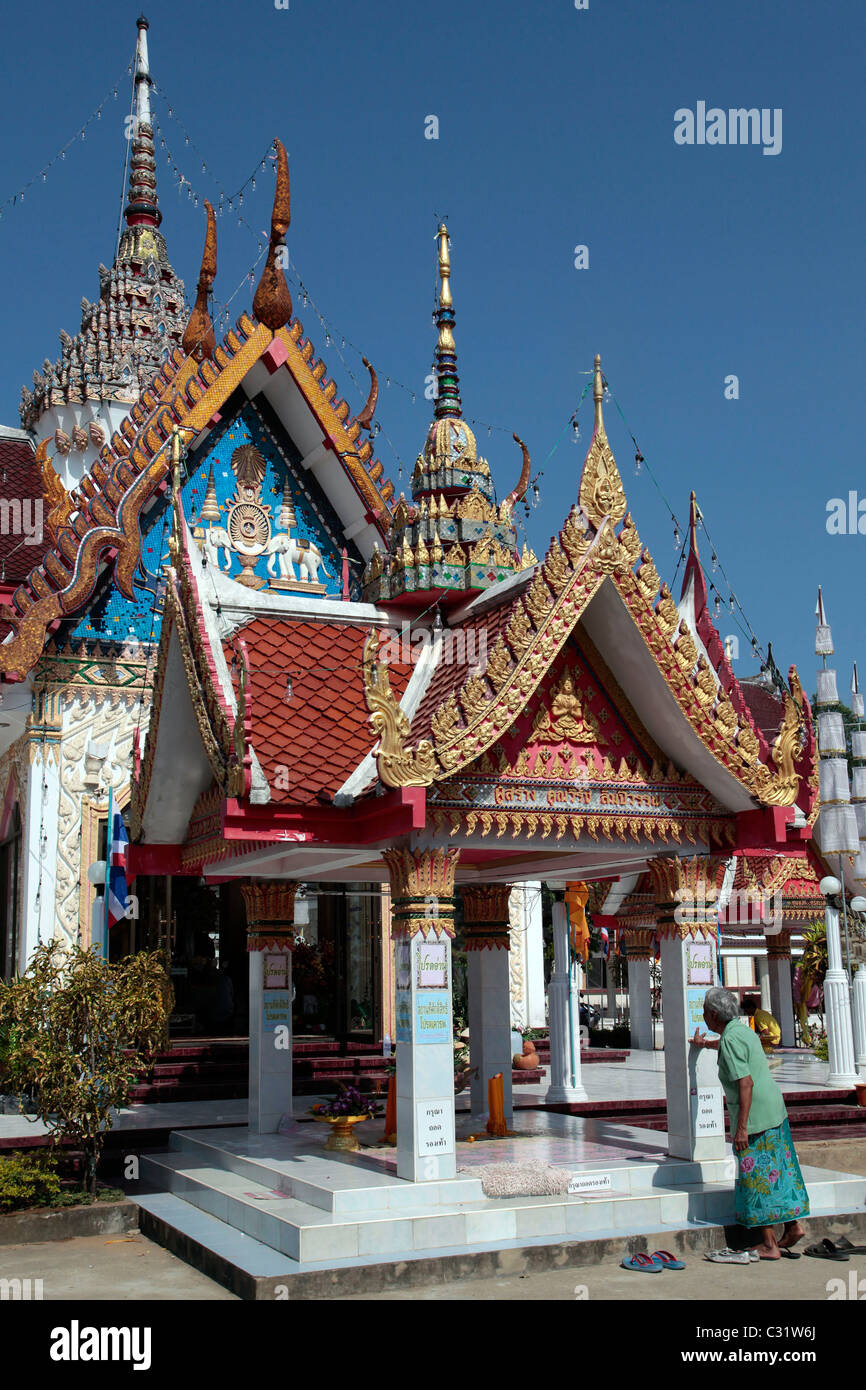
[751,1226,782,1259]
[778,1221,805,1250]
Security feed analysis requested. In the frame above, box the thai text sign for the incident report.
[262,991,291,1031]
[416,1100,454,1156]
[686,941,714,986]
[415,991,450,1043]
[416,941,449,989]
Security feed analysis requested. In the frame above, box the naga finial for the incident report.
[355,357,379,432]
[183,199,217,362]
[253,139,293,331]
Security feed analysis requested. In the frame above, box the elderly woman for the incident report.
[692,986,808,1259]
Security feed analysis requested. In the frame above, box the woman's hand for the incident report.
[733,1125,749,1154]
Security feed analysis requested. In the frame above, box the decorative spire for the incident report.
[183,200,217,362]
[815,587,860,855]
[198,464,220,524]
[853,664,864,720]
[253,140,292,330]
[578,353,627,531]
[816,586,834,656]
[123,16,161,230]
[680,490,708,611]
[433,222,462,419]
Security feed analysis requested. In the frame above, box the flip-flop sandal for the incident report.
[621,1253,663,1273]
[651,1250,686,1270]
[834,1236,866,1255]
[780,1249,802,1259]
[707,1246,758,1262]
[804,1239,850,1261]
[704,1249,751,1264]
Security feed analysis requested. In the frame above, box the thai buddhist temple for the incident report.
[6,14,866,1295]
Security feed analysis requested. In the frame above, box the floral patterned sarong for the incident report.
[734,1117,810,1227]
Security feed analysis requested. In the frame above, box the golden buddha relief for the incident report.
[532,667,599,745]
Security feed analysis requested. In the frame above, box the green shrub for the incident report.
[0,1151,63,1213]
[812,1037,829,1062]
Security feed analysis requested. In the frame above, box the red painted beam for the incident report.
[129,843,183,875]
[733,805,811,851]
[223,784,426,845]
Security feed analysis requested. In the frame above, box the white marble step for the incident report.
[168,1126,738,1213]
[142,1146,863,1265]
[168,1129,485,1213]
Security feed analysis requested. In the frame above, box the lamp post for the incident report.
[849,894,866,1073]
[819,876,862,1087]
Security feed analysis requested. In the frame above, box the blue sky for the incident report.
[1,0,863,694]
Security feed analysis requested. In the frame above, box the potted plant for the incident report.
[309,1085,382,1152]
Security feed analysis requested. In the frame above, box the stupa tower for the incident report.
[362,222,532,609]
[19,16,187,487]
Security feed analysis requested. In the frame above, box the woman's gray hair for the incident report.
[703,987,741,1024]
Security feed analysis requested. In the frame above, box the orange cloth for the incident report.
[486,1073,508,1136]
[565,881,590,961]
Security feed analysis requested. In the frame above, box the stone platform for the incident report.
[136,1109,866,1298]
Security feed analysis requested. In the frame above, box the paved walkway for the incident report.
[0,1049,840,1144]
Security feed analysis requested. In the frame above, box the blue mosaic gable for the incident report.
[66,399,362,647]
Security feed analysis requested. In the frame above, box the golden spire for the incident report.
[437,222,453,312]
[593,353,604,433]
[432,222,461,417]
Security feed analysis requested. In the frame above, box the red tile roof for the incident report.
[410,602,515,741]
[0,434,52,644]
[227,618,413,804]
[739,681,785,744]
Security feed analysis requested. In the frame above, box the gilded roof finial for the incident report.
[593,353,604,433]
[168,426,183,563]
[183,199,217,362]
[253,140,293,331]
[433,221,461,420]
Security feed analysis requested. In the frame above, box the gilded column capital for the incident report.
[241,879,298,952]
[765,928,792,959]
[461,883,512,951]
[649,854,729,941]
[623,928,656,961]
[382,847,460,939]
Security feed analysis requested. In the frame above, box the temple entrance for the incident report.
[132,876,382,1044]
[292,884,382,1044]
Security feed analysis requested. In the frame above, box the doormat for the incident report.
[459,1162,573,1198]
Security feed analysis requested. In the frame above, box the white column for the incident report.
[757,955,772,1012]
[852,967,866,1073]
[824,899,863,1086]
[767,936,796,1048]
[395,932,456,1182]
[627,954,654,1051]
[545,897,587,1103]
[660,933,726,1163]
[468,946,514,1121]
[522,881,547,1027]
[21,751,60,965]
[248,947,293,1134]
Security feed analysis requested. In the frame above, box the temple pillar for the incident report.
[756,955,772,1012]
[605,961,617,1021]
[624,931,655,1052]
[241,880,297,1135]
[766,930,796,1047]
[463,885,514,1123]
[383,846,460,1183]
[823,895,862,1087]
[545,891,587,1103]
[650,857,728,1163]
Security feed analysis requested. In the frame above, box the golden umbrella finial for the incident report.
[593,353,604,432]
[437,222,452,310]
